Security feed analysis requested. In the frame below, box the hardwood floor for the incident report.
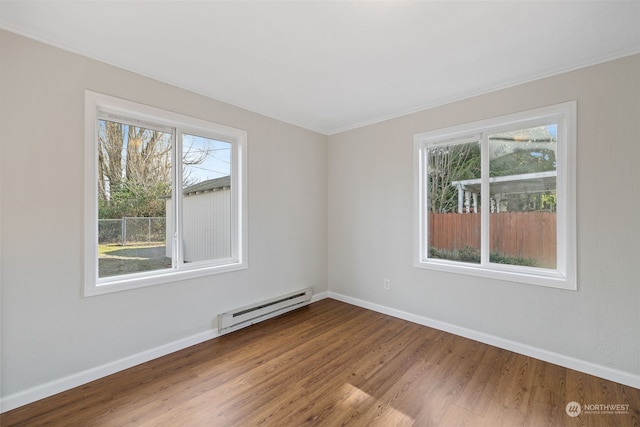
[2,299,639,426]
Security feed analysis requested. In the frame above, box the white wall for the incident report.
[328,54,640,382]
[0,30,328,403]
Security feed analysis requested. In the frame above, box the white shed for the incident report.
[166,176,231,262]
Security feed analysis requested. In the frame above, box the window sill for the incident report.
[85,261,247,297]
[414,259,576,290]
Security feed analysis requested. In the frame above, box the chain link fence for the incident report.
[99,217,166,246]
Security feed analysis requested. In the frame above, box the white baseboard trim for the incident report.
[0,290,331,414]
[0,329,220,414]
[328,291,640,390]
[311,291,329,302]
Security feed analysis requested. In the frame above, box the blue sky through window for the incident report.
[182,134,231,187]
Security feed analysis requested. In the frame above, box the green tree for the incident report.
[98,120,172,219]
[427,141,480,213]
[97,120,215,219]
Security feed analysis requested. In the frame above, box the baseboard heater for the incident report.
[217,288,312,334]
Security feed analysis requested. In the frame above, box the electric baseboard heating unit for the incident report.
[217,288,312,334]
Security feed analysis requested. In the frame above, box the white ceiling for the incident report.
[1,1,639,134]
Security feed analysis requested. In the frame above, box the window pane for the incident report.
[489,125,557,176]
[180,134,232,263]
[97,119,173,278]
[427,141,481,263]
[488,125,557,268]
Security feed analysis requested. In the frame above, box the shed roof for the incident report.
[182,175,230,196]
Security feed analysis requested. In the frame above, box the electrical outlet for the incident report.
[383,279,390,290]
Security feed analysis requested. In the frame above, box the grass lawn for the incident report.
[99,243,172,277]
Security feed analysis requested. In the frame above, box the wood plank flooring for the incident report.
[2,299,639,426]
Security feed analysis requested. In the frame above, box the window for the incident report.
[414,102,576,289]
[85,91,247,296]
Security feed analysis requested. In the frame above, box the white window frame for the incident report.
[84,91,248,296]
[413,101,576,290]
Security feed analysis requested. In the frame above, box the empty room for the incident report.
[1,1,639,426]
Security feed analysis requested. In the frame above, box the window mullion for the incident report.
[172,128,182,268]
[230,135,240,261]
[555,115,567,276]
[480,133,490,266]
[421,143,429,262]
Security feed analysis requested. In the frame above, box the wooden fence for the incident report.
[429,212,556,268]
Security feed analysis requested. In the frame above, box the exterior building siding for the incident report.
[166,187,231,262]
